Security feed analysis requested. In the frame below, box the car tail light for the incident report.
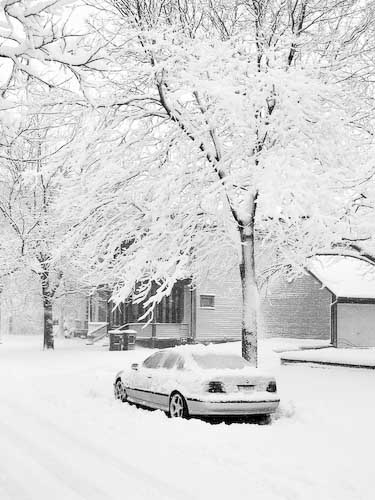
[207,381,226,393]
[266,381,277,393]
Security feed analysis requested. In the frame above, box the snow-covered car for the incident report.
[114,346,280,418]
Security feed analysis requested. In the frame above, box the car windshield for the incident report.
[142,352,165,369]
[192,354,250,370]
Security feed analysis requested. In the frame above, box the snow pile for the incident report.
[264,337,331,353]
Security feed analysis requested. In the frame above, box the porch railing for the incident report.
[86,322,108,345]
[123,322,190,340]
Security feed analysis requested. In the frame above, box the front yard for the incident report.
[0,336,373,500]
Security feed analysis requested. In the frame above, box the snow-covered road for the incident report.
[0,336,374,500]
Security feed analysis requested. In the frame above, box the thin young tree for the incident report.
[0,0,105,347]
[0,98,80,348]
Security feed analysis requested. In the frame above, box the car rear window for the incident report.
[192,354,250,370]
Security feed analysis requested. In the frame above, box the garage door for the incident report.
[337,303,375,348]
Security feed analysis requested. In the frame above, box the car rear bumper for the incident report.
[187,398,280,416]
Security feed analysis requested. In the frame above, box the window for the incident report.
[90,289,110,323]
[110,280,185,326]
[200,294,215,309]
[162,353,184,370]
[142,352,165,369]
[155,282,184,323]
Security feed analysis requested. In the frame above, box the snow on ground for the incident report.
[0,335,374,500]
[263,337,331,353]
[281,346,375,367]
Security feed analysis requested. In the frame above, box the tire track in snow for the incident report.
[0,429,84,500]
[0,414,111,500]
[1,397,193,500]
[0,454,34,500]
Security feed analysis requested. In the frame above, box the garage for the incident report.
[335,301,375,347]
[310,256,375,348]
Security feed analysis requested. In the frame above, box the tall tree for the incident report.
[59,0,374,364]
[0,0,103,347]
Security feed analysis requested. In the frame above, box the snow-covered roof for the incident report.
[308,255,375,299]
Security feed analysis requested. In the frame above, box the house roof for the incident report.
[308,255,375,299]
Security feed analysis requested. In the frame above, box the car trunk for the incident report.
[203,373,272,394]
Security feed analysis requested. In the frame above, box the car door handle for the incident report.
[146,376,152,379]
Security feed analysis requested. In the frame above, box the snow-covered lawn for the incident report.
[0,336,374,500]
[263,337,331,353]
[281,346,375,367]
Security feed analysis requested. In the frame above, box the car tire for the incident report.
[257,414,271,425]
[168,392,189,419]
[114,379,128,403]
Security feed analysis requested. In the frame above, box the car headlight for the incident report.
[207,381,226,393]
[266,380,277,393]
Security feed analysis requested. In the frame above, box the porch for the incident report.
[89,280,196,343]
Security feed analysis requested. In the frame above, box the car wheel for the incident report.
[169,392,189,418]
[257,414,271,425]
[114,379,127,402]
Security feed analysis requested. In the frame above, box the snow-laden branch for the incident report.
[0,0,103,97]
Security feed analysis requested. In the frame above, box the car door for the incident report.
[132,351,166,407]
[147,352,186,411]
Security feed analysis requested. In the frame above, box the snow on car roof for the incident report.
[309,255,375,299]
[163,344,273,375]
[169,343,239,356]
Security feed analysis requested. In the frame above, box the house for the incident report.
[61,253,375,348]
[86,271,242,346]
[261,255,375,348]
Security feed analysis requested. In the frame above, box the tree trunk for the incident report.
[239,224,259,367]
[42,277,54,350]
[0,289,2,344]
[58,301,64,338]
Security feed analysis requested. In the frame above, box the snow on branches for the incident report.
[53,0,375,362]
[0,0,102,101]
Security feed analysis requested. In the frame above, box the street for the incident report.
[0,337,373,500]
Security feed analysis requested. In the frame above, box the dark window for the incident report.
[90,290,110,322]
[154,282,185,323]
[111,302,125,328]
[200,295,215,308]
[109,281,185,326]
[142,352,165,369]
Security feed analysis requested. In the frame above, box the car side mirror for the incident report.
[131,363,139,371]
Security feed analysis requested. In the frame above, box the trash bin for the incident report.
[123,329,136,350]
[109,329,136,351]
[109,331,124,351]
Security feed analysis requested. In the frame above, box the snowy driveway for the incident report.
[0,337,374,500]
